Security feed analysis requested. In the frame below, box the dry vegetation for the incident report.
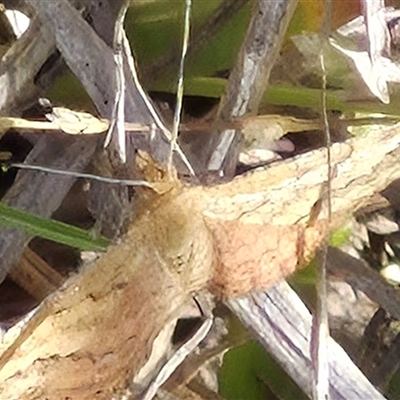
[1,1,400,399]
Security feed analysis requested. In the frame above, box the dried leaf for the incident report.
[45,107,109,134]
[330,7,400,103]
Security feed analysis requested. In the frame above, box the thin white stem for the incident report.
[141,316,213,400]
[104,2,128,162]
[121,22,195,176]
[311,50,331,400]
[168,0,192,174]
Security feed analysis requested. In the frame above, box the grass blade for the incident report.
[0,202,109,251]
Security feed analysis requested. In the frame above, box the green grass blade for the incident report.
[0,202,109,251]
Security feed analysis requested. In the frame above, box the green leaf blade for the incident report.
[0,202,109,252]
